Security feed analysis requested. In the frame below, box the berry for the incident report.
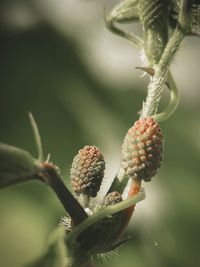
[71,145,105,197]
[121,117,163,181]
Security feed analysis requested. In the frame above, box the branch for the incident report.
[140,0,190,118]
[41,162,88,226]
[140,27,184,118]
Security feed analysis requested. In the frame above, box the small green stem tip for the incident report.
[28,112,44,162]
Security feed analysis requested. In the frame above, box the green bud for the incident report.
[71,146,105,198]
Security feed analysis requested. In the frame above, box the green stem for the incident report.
[140,27,185,118]
[41,163,88,225]
[153,71,180,122]
[140,0,191,118]
[178,0,192,34]
[66,188,146,248]
[108,167,128,194]
[105,12,143,48]
[78,194,90,209]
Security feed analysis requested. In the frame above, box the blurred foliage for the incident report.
[27,227,68,267]
[0,1,200,267]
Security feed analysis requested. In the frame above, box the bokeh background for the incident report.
[0,1,200,267]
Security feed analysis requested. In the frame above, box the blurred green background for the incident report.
[0,1,200,267]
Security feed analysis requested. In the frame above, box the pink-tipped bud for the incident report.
[121,117,163,181]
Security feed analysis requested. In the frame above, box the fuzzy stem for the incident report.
[140,27,185,118]
[41,162,88,225]
[153,71,180,122]
[140,0,191,118]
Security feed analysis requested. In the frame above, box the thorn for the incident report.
[135,66,155,76]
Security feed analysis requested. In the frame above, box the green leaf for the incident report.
[0,143,41,189]
[27,227,69,267]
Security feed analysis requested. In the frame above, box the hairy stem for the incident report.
[140,27,185,118]
[153,71,180,122]
[140,0,192,118]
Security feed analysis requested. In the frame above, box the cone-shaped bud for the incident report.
[121,117,163,182]
[71,145,105,197]
[103,191,122,206]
